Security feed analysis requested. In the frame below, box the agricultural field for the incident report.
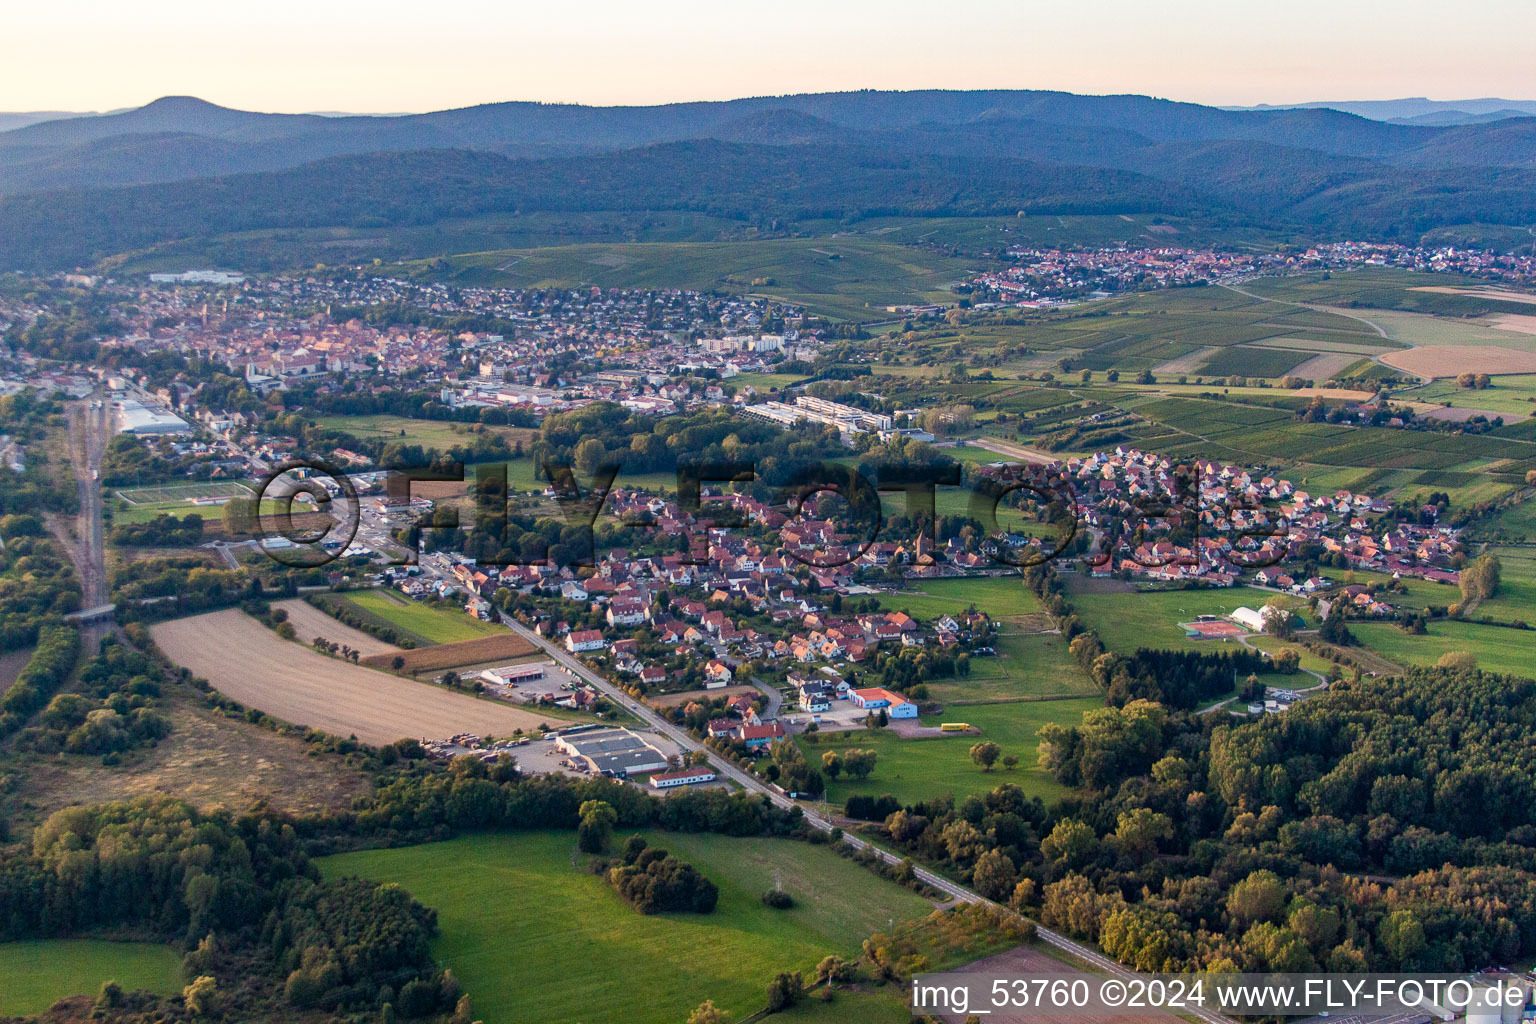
[315,414,535,452]
[407,237,987,321]
[1118,394,1536,499]
[804,698,1099,806]
[339,588,507,643]
[1411,374,1536,416]
[1351,621,1536,679]
[317,829,939,1024]
[0,940,181,1017]
[933,286,1403,377]
[1237,268,1536,319]
[150,609,564,745]
[273,598,402,656]
[358,631,538,675]
[1197,345,1312,378]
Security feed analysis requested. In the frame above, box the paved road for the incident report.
[497,612,1239,1024]
[748,675,784,719]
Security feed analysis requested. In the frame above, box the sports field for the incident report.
[115,480,252,505]
[316,829,937,1024]
[0,940,181,1017]
[804,698,1099,806]
[339,588,507,643]
[315,414,535,452]
[151,610,562,744]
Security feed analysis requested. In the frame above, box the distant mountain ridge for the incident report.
[4,89,1536,271]
[1232,97,1536,125]
[7,90,1536,195]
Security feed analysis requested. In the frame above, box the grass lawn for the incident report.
[0,940,181,1017]
[1244,635,1335,677]
[876,578,1044,621]
[1352,620,1536,679]
[315,414,535,451]
[803,698,1098,807]
[340,589,505,644]
[1070,585,1280,653]
[927,632,1098,703]
[731,372,811,391]
[316,830,935,1024]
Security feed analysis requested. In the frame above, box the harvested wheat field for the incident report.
[1491,314,1536,336]
[1379,345,1536,378]
[1410,286,1536,306]
[152,610,557,745]
[273,598,401,657]
[358,632,537,674]
[1291,386,1378,401]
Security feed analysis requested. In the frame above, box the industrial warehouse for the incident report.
[552,728,670,777]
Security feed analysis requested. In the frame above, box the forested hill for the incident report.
[0,142,1203,271]
[5,89,1536,271]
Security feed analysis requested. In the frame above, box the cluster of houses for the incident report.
[987,448,1465,608]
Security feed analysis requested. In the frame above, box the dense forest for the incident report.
[863,665,1536,974]
[0,514,83,650]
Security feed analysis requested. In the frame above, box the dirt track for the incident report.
[152,610,560,745]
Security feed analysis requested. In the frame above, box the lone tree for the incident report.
[766,972,805,1012]
[970,741,1001,772]
[577,799,617,854]
[687,1001,732,1024]
[842,748,878,780]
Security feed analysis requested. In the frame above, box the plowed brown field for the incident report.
[152,610,557,745]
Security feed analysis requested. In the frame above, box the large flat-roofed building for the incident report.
[115,399,189,435]
[480,662,551,685]
[739,395,891,439]
[554,728,669,777]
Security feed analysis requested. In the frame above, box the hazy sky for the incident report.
[8,0,1536,112]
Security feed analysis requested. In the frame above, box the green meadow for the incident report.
[317,830,936,1024]
[0,940,181,1017]
[1352,621,1536,679]
[1070,585,1280,654]
[339,588,506,644]
[803,698,1099,807]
